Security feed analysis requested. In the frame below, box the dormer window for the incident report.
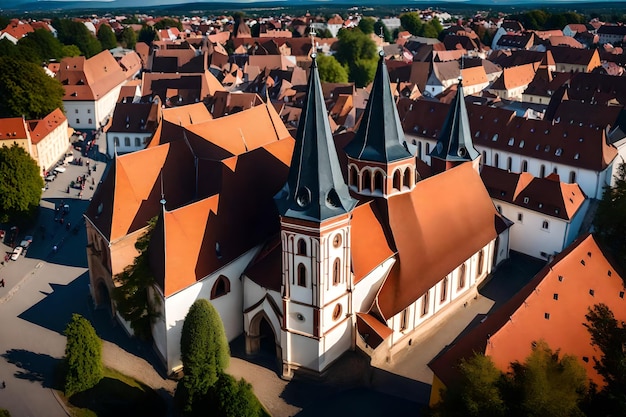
[508,138,514,146]
[523,197,529,204]
[555,148,562,156]
[492,134,498,141]
[544,145,550,152]
[574,153,580,160]
[519,140,525,148]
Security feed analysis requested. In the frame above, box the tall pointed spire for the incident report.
[429,78,479,166]
[274,54,356,222]
[344,51,412,163]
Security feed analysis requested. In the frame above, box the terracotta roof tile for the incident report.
[27,108,67,145]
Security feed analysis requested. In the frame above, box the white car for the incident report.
[10,246,23,261]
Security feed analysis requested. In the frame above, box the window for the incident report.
[440,277,448,302]
[425,143,430,154]
[417,142,422,159]
[114,137,120,147]
[403,168,411,189]
[553,167,558,175]
[482,150,487,163]
[494,153,499,168]
[540,165,546,178]
[522,160,528,172]
[496,205,502,214]
[517,213,523,222]
[544,313,550,319]
[333,234,342,248]
[477,250,484,276]
[124,137,130,146]
[297,239,307,255]
[589,289,594,296]
[553,293,559,300]
[393,170,401,191]
[210,275,231,299]
[524,197,529,204]
[75,109,79,114]
[620,291,624,299]
[421,291,430,316]
[492,134,498,141]
[400,308,409,330]
[332,258,341,285]
[297,263,306,287]
[507,157,512,171]
[569,171,576,183]
[374,171,383,192]
[143,137,148,145]
[135,137,141,146]
[76,119,80,124]
[458,264,466,289]
[361,170,371,192]
[88,118,92,124]
[332,304,342,321]
[350,166,358,187]
[542,221,549,230]
[87,109,91,114]
[558,275,563,282]
[508,137,514,146]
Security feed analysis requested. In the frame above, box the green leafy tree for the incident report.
[334,28,377,87]
[63,314,103,397]
[53,18,102,58]
[0,144,44,224]
[358,17,376,34]
[97,24,117,50]
[400,12,423,36]
[507,340,588,417]
[315,28,333,39]
[154,17,182,31]
[316,54,348,83]
[62,44,82,57]
[211,373,262,417]
[594,161,626,272]
[432,353,506,417]
[0,57,65,119]
[176,299,230,415]
[138,25,157,46]
[17,29,64,63]
[112,217,160,340]
[119,26,137,49]
[421,18,443,39]
[373,20,392,42]
[584,304,626,416]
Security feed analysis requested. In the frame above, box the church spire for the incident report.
[429,78,479,172]
[274,54,356,222]
[344,51,412,163]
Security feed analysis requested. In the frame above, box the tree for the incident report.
[97,24,117,50]
[400,12,423,36]
[432,353,506,417]
[62,44,82,57]
[584,304,626,416]
[0,144,44,224]
[334,28,377,87]
[316,54,348,83]
[119,26,137,49]
[17,29,64,63]
[53,18,102,58]
[138,25,157,46]
[507,341,588,417]
[0,57,65,119]
[594,161,626,272]
[351,58,378,88]
[63,314,103,397]
[358,17,376,34]
[112,217,160,340]
[315,28,333,39]
[373,20,392,42]
[154,17,182,31]
[211,373,262,417]
[176,299,230,415]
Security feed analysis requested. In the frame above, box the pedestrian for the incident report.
[0,279,5,287]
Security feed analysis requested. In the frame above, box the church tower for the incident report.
[429,78,480,174]
[274,54,357,378]
[344,51,417,198]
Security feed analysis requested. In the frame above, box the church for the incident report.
[84,51,511,378]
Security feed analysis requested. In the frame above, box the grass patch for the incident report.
[60,367,167,417]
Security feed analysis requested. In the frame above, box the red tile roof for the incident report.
[28,108,67,145]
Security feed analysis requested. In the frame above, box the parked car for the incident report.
[10,246,23,260]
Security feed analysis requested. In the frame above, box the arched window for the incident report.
[400,308,409,331]
[88,118,92,124]
[482,150,487,164]
[297,263,306,287]
[114,137,120,147]
[458,264,466,289]
[522,160,528,172]
[210,275,231,299]
[477,250,484,276]
[373,171,383,193]
[361,170,371,192]
[507,157,512,171]
[494,153,499,168]
[569,171,576,183]
[540,165,546,178]
[297,239,307,255]
[403,168,411,188]
[417,142,422,159]
[350,166,358,187]
[440,277,448,302]
[425,143,430,155]
[421,291,430,316]
[393,170,401,191]
[332,258,341,285]
[542,220,549,230]
[135,137,141,146]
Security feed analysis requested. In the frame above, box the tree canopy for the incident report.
[373,20,392,43]
[138,25,157,46]
[53,18,102,58]
[119,26,137,49]
[0,143,44,224]
[112,216,160,340]
[316,54,348,83]
[177,299,230,415]
[154,17,182,31]
[17,29,65,63]
[97,24,117,50]
[0,57,65,120]
[334,28,377,87]
[400,12,423,36]
[63,313,103,397]
[358,17,376,34]
[594,161,626,273]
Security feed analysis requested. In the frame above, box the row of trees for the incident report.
[399,12,443,39]
[431,304,626,417]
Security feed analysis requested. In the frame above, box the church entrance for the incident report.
[246,312,280,371]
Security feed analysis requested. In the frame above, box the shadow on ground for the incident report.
[1,349,62,390]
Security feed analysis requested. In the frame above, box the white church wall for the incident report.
[319,319,352,371]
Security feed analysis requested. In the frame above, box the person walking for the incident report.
[0,278,5,287]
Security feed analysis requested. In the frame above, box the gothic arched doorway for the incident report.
[246,312,280,370]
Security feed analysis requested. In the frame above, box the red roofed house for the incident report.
[0,19,34,44]
[481,166,588,260]
[429,233,626,406]
[57,50,135,131]
[85,54,511,378]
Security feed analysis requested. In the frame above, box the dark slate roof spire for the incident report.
[344,51,413,163]
[429,77,480,162]
[274,54,356,222]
